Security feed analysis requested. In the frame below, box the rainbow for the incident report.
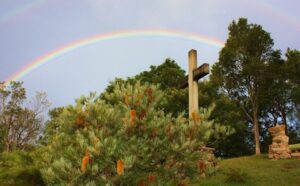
[4,29,225,86]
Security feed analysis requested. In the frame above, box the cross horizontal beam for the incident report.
[179,63,209,89]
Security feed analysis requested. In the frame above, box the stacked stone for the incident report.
[268,124,291,159]
[198,146,218,177]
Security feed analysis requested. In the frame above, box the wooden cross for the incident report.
[0,82,4,90]
[179,49,209,118]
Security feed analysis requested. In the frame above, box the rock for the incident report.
[273,135,289,144]
[268,124,291,159]
[268,124,285,134]
[291,152,300,159]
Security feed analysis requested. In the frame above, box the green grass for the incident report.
[1,152,299,185]
[193,155,300,186]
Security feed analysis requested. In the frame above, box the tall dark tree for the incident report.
[100,58,188,116]
[198,81,252,157]
[286,49,300,106]
[136,58,186,90]
[285,49,300,133]
[136,58,188,116]
[211,18,276,155]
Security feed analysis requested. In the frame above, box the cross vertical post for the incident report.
[188,49,199,118]
[178,49,209,118]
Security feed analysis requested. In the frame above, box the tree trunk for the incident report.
[281,108,288,134]
[253,108,261,155]
[6,141,11,152]
[272,112,277,127]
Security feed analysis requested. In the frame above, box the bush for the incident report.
[39,82,232,185]
[0,151,45,186]
[289,143,300,152]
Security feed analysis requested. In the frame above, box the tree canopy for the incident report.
[211,18,299,155]
[0,82,50,152]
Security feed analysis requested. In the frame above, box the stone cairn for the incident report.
[268,124,291,159]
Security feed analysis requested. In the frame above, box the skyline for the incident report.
[4,29,225,86]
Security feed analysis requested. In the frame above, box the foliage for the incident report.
[101,58,249,157]
[289,143,300,151]
[1,17,299,185]
[161,88,188,117]
[39,82,232,185]
[136,58,186,90]
[286,49,300,104]
[211,18,279,155]
[0,151,45,186]
[100,78,137,103]
[136,58,188,117]
[285,49,300,128]
[197,81,252,157]
[41,107,65,145]
[0,81,50,152]
[100,58,187,117]
[259,50,291,126]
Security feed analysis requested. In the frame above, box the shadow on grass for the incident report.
[224,168,249,184]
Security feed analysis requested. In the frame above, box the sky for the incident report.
[0,0,299,109]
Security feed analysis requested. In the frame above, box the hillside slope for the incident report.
[195,155,300,186]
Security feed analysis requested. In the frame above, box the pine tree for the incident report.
[39,82,233,185]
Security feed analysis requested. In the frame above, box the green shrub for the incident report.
[0,151,45,186]
[289,143,300,151]
[39,82,232,185]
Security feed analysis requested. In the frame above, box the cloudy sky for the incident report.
[0,0,299,108]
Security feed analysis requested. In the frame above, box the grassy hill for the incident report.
[1,152,300,185]
[194,155,300,186]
